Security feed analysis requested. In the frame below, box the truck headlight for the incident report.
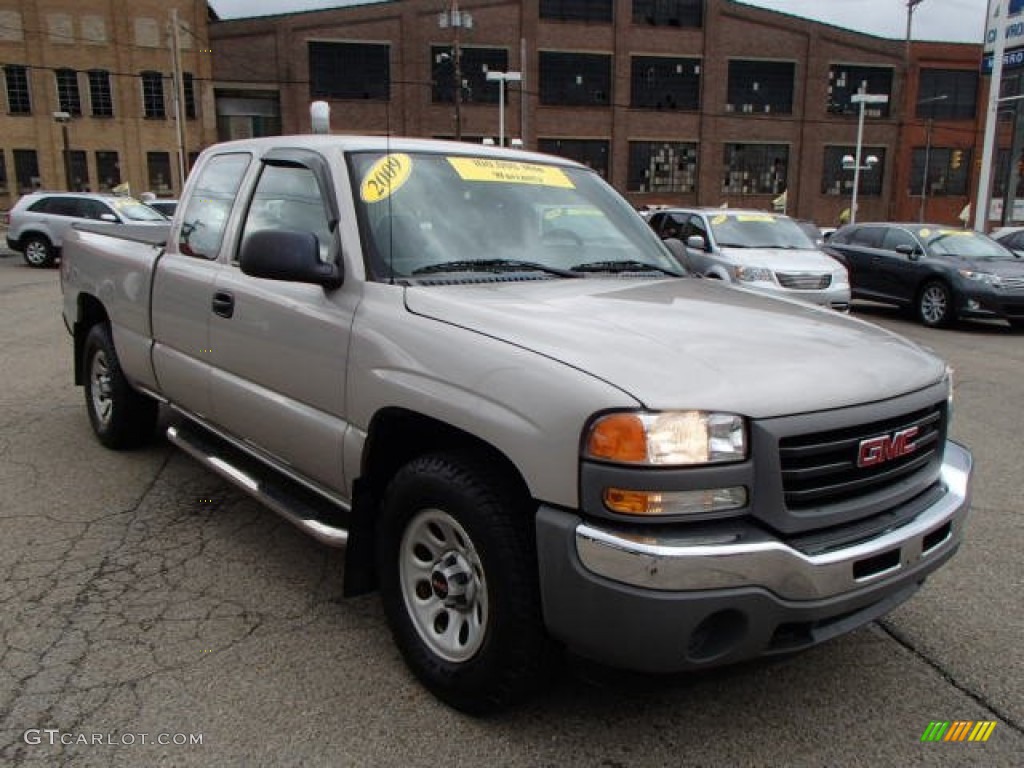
[735,266,774,283]
[583,411,747,466]
[958,269,1001,287]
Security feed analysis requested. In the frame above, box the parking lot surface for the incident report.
[0,251,1021,766]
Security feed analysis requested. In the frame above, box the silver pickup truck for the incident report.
[61,136,973,714]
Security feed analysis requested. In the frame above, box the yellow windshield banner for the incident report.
[735,214,776,223]
[447,157,575,188]
[360,153,413,203]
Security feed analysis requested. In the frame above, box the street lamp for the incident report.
[438,1,473,141]
[917,94,948,222]
[485,70,521,147]
[52,111,72,191]
[846,88,889,224]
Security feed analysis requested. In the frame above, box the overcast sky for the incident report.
[208,0,990,43]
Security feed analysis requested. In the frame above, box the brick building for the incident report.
[0,0,218,211]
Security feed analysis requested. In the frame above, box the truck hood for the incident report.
[403,278,945,418]
[718,246,843,272]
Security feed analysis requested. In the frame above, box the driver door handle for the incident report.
[212,291,235,318]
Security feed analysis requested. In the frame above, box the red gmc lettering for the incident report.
[857,426,920,468]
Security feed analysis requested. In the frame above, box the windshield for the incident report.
[112,198,168,222]
[349,152,681,281]
[709,212,817,249]
[920,229,1015,260]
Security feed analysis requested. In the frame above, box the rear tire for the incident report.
[917,281,953,328]
[82,324,158,449]
[23,235,56,268]
[376,452,554,714]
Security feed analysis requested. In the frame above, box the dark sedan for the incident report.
[826,223,1024,328]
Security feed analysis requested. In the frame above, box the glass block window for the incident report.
[727,60,795,115]
[141,71,165,118]
[540,0,613,23]
[309,41,390,100]
[628,142,698,192]
[827,65,892,118]
[821,146,887,197]
[88,70,113,117]
[431,46,509,104]
[4,64,31,114]
[722,144,788,195]
[537,138,610,178]
[95,151,120,192]
[917,69,978,120]
[539,52,612,106]
[632,0,703,27]
[630,56,700,110]
[55,68,81,115]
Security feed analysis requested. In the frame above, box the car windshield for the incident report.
[709,213,817,249]
[349,152,681,281]
[111,198,168,222]
[919,229,1015,260]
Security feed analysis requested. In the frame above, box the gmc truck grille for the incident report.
[775,272,832,290]
[779,403,945,510]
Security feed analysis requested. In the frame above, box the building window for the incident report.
[628,141,698,192]
[991,149,1023,198]
[0,151,7,195]
[184,72,197,119]
[537,138,609,178]
[309,41,390,100]
[539,52,612,106]
[95,151,120,192]
[917,69,978,120]
[142,71,165,118]
[431,46,509,104]
[55,68,81,115]
[68,150,89,192]
[147,151,172,194]
[13,149,40,193]
[821,146,886,196]
[827,65,892,117]
[722,144,788,195]
[727,60,794,115]
[908,147,970,197]
[540,0,613,23]
[632,0,703,27]
[4,64,31,114]
[630,56,700,110]
[88,70,113,117]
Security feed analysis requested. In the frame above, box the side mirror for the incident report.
[239,229,343,289]
[100,213,118,222]
[686,234,706,251]
[895,243,922,261]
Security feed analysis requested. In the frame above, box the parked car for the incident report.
[990,225,1024,257]
[5,191,168,268]
[826,222,1024,328]
[647,208,850,310]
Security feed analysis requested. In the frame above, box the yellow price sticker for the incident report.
[447,157,575,188]
[735,214,776,223]
[711,214,728,225]
[919,228,931,238]
[360,154,413,203]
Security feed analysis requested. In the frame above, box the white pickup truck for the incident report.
[60,136,973,713]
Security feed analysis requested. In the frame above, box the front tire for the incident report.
[917,280,953,328]
[377,453,553,714]
[23,235,56,268]
[82,324,158,449]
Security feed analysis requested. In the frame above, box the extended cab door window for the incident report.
[177,153,251,259]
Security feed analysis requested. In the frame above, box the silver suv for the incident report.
[649,208,851,310]
[6,192,167,268]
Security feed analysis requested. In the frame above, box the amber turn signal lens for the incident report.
[585,413,647,463]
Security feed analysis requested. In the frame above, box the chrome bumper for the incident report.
[575,441,972,601]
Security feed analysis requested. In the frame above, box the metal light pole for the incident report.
[917,94,948,222]
[53,111,72,191]
[485,70,521,146]
[439,1,473,141]
[848,88,889,224]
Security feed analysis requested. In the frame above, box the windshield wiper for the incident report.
[570,260,681,276]
[412,259,580,278]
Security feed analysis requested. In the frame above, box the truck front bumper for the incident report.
[536,440,972,673]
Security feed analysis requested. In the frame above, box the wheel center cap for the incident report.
[430,551,477,610]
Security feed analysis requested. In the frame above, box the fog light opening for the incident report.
[686,609,748,663]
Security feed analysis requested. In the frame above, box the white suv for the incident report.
[6,192,168,268]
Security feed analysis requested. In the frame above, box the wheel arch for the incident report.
[73,294,110,385]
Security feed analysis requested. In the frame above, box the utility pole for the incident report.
[439,2,472,141]
[170,9,187,192]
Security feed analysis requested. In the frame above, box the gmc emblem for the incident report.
[857,427,920,468]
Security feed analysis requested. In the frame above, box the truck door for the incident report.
[207,150,356,494]
[151,152,253,419]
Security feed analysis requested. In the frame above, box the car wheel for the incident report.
[377,452,554,714]
[917,281,953,328]
[23,235,56,268]
[1010,319,1024,330]
[83,324,158,449]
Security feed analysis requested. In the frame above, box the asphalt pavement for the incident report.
[0,254,1020,766]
